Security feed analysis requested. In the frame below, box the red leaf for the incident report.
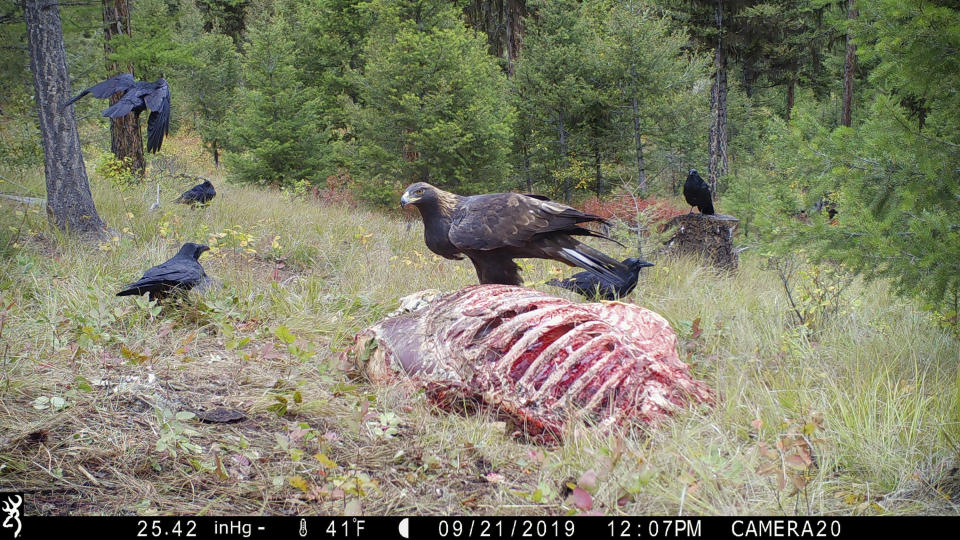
[691,317,702,339]
[578,469,599,492]
[570,488,593,511]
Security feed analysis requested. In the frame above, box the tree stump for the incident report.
[663,213,740,269]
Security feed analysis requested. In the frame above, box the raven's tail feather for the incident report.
[556,243,625,283]
[61,90,90,111]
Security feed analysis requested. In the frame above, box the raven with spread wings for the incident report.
[63,73,171,153]
[401,182,627,286]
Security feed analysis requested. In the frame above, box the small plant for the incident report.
[95,154,139,187]
[208,227,257,256]
[155,409,203,459]
[768,254,854,331]
[365,411,401,439]
[282,179,313,200]
[754,412,826,514]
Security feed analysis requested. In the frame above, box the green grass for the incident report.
[0,139,958,516]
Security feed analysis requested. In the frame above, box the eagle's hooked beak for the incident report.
[400,193,418,208]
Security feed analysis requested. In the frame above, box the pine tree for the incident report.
[604,1,710,194]
[349,0,514,205]
[226,7,325,186]
[513,0,600,202]
[176,2,240,168]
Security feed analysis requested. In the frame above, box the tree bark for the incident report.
[103,0,145,176]
[786,78,795,121]
[557,110,570,203]
[631,95,647,195]
[593,141,603,198]
[707,0,729,198]
[25,0,107,237]
[841,0,857,127]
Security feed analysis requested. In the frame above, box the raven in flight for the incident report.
[400,182,627,286]
[63,73,171,153]
[117,243,209,301]
[174,179,216,206]
[683,169,715,215]
[547,257,654,301]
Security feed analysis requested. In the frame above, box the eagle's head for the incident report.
[401,182,458,216]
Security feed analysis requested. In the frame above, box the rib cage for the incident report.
[347,285,713,442]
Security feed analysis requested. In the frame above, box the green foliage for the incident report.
[109,0,197,80]
[727,1,960,325]
[347,0,514,204]
[225,6,326,186]
[195,0,250,42]
[94,154,140,188]
[178,25,241,165]
[513,0,598,200]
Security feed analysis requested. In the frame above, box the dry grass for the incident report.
[0,136,958,516]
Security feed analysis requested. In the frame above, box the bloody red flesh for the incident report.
[347,285,713,442]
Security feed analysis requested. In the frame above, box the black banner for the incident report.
[4,515,960,540]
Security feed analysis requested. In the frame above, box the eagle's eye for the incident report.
[415,189,424,195]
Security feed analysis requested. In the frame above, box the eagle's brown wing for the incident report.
[448,193,606,250]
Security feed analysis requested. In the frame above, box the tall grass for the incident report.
[0,138,957,515]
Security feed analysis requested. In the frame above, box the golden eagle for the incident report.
[401,182,626,285]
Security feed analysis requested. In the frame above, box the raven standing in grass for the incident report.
[400,182,627,286]
[117,243,209,301]
[683,169,715,215]
[547,257,654,301]
[63,73,171,153]
[174,179,216,206]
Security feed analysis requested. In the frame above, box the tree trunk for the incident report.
[707,0,728,198]
[25,0,107,237]
[593,141,603,198]
[521,140,532,192]
[557,110,570,203]
[103,0,145,176]
[213,144,220,167]
[785,78,795,121]
[841,0,857,128]
[631,95,647,195]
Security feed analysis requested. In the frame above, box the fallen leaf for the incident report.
[570,488,593,511]
[288,475,309,492]
[484,472,505,484]
[578,469,599,493]
[344,499,362,516]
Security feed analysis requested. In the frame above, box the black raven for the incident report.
[683,169,714,215]
[174,180,216,206]
[117,243,209,301]
[400,182,627,286]
[63,73,171,153]
[547,257,654,301]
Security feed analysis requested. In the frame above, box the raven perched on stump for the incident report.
[547,257,654,301]
[175,179,216,206]
[683,169,715,215]
[63,73,171,153]
[400,182,627,286]
[117,243,209,301]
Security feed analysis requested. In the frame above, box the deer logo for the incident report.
[1,494,21,539]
